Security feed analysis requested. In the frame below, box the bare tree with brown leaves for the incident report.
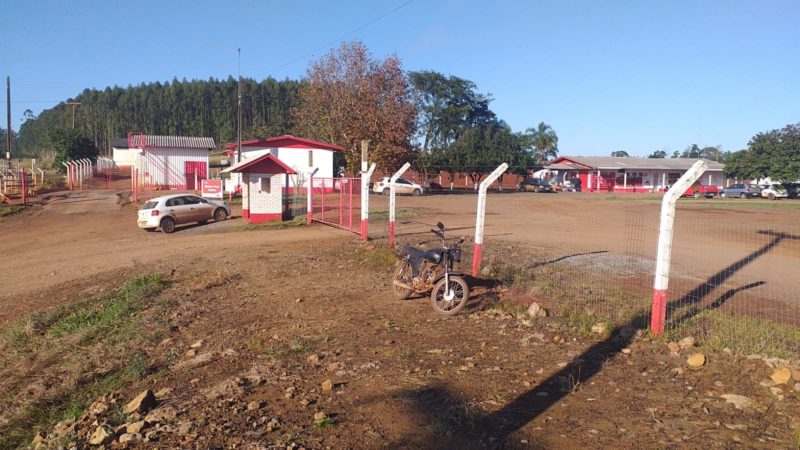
[295,41,416,174]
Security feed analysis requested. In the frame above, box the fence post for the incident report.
[307,169,318,224]
[388,162,411,246]
[472,163,509,277]
[650,160,708,335]
[19,168,26,206]
[61,162,70,189]
[360,162,376,241]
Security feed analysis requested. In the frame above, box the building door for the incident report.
[185,161,207,190]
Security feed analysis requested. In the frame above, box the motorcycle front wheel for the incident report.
[392,260,414,300]
[430,276,469,315]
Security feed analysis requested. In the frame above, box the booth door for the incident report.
[185,161,207,190]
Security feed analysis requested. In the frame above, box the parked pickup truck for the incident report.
[683,184,720,198]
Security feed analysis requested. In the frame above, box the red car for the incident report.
[683,184,720,198]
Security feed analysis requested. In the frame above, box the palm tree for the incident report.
[525,122,559,163]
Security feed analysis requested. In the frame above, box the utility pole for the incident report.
[66,100,81,128]
[5,77,11,160]
[237,48,242,164]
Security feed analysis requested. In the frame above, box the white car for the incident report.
[372,177,424,196]
[759,184,788,200]
[137,194,231,233]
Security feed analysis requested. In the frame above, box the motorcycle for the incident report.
[392,222,470,315]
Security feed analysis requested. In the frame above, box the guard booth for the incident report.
[222,153,295,223]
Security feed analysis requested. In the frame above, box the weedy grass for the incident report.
[0,204,26,219]
[357,245,398,269]
[0,274,168,449]
[238,216,306,231]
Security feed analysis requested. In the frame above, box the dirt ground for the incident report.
[1,187,799,449]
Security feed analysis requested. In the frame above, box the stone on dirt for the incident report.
[190,339,204,348]
[667,342,681,354]
[88,426,112,445]
[591,323,607,334]
[119,432,142,443]
[527,303,548,318]
[314,412,327,421]
[321,379,334,392]
[679,336,695,349]
[247,400,262,411]
[770,367,792,385]
[687,353,705,369]
[124,389,158,415]
[125,420,147,433]
[720,394,752,410]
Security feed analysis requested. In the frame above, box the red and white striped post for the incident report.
[388,162,411,246]
[307,168,318,224]
[650,160,707,334]
[472,163,508,277]
[360,162,376,241]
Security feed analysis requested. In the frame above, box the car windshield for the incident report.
[141,201,159,210]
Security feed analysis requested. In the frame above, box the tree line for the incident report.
[17,77,301,156]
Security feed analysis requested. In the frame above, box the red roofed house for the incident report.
[222,153,296,223]
[224,135,343,192]
[543,156,725,193]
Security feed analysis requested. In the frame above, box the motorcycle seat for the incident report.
[403,245,443,264]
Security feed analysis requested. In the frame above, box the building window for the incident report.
[308,150,314,167]
[260,176,272,193]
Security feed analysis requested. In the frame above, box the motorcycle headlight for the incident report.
[451,247,462,262]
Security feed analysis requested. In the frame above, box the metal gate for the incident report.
[309,177,362,234]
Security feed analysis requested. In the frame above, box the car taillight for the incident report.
[151,210,159,216]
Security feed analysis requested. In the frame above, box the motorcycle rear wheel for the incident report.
[430,276,469,315]
[393,261,414,300]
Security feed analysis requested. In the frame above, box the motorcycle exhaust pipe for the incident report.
[393,280,413,290]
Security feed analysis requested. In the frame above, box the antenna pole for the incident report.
[5,77,10,160]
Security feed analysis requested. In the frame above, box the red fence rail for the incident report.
[310,177,362,235]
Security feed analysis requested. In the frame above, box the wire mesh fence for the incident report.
[377,188,800,359]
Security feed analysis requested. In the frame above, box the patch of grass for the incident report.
[313,417,335,429]
[368,208,417,221]
[264,337,317,359]
[671,309,800,359]
[429,404,481,436]
[560,305,611,336]
[238,216,306,231]
[0,274,167,448]
[0,204,26,218]
[357,245,397,269]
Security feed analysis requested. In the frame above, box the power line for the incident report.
[268,0,415,72]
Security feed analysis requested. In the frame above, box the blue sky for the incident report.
[2,0,798,156]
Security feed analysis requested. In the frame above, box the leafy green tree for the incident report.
[446,122,527,189]
[611,150,629,157]
[699,146,722,161]
[409,70,496,152]
[648,150,667,158]
[522,122,559,162]
[725,123,800,182]
[49,128,99,172]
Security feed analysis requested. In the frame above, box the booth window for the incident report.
[260,176,272,193]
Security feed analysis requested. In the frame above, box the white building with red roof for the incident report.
[224,135,343,192]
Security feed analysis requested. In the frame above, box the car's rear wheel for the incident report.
[382,189,390,196]
[768,193,775,200]
[160,216,176,234]
[214,208,228,222]
[412,189,422,196]
[720,192,726,198]
[693,191,701,198]
[740,193,747,199]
